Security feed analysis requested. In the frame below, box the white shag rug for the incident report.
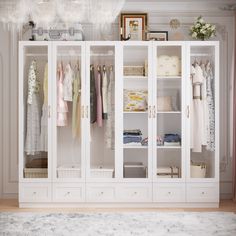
[0,212,236,236]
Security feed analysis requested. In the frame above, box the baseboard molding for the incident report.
[19,202,219,209]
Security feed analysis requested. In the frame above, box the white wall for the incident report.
[0,0,235,199]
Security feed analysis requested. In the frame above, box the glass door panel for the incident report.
[22,45,49,179]
[123,45,150,179]
[155,45,183,180]
[55,45,83,179]
[189,45,216,179]
[89,45,115,179]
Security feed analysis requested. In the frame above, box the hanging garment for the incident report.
[96,67,103,127]
[190,64,205,152]
[57,62,68,126]
[72,66,81,138]
[102,66,108,119]
[205,62,215,151]
[201,63,209,146]
[25,60,42,155]
[63,63,74,101]
[40,63,48,152]
[105,66,115,149]
[90,65,97,123]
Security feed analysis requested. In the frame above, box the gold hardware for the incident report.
[48,105,51,118]
[153,105,156,118]
[81,106,84,118]
[148,106,152,118]
[86,106,88,118]
[187,105,190,118]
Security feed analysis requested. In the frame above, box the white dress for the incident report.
[190,64,205,152]
[25,60,42,155]
[63,63,74,102]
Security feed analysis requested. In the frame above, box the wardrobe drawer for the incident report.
[186,183,219,202]
[86,185,116,202]
[153,183,185,202]
[19,183,51,203]
[117,184,152,202]
[53,184,85,202]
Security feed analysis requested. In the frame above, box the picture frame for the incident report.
[120,13,148,41]
[146,31,168,41]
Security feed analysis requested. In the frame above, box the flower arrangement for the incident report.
[190,16,216,40]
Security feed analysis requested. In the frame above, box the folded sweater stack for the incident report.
[123,129,142,146]
[163,134,181,146]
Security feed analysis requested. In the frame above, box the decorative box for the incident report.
[156,167,180,178]
[90,166,114,178]
[30,22,84,41]
[190,162,206,178]
[157,55,181,76]
[124,66,145,76]
[57,164,81,178]
[24,168,48,178]
[124,162,147,178]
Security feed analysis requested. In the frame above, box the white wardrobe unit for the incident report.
[18,41,219,207]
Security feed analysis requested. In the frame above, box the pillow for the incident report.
[157,55,181,76]
[156,96,173,111]
[124,90,148,111]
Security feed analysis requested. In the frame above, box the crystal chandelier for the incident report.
[0,0,125,29]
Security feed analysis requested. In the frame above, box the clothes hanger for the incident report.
[103,65,106,73]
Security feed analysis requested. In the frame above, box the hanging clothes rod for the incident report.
[191,53,213,56]
[25,53,114,57]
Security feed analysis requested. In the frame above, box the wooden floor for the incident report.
[0,199,236,213]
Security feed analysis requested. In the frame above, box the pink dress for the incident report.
[57,62,68,126]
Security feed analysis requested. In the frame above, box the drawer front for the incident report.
[187,183,219,202]
[153,184,185,202]
[53,184,85,202]
[117,184,152,202]
[19,183,51,202]
[86,185,116,202]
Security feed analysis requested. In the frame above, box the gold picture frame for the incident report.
[120,13,148,41]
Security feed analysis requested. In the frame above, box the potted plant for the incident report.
[190,16,216,41]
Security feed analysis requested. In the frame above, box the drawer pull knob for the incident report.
[134,192,137,195]
[67,192,70,195]
[33,192,36,195]
[168,192,171,194]
[202,192,205,195]
[100,192,104,195]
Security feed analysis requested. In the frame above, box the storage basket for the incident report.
[157,167,180,178]
[190,162,206,178]
[57,165,81,178]
[124,162,147,178]
[124,66,144,76]
[90,166,114,178]
[24,168,48,178]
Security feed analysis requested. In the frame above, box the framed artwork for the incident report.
[120,13,148,41]
[146,31,168,41]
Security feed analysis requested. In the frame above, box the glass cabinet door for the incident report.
[187,43,218,180]
[153,43,185,181]
[53,43,85,181]
[20,43,50,180]
[122,43,152,180]
[87,43,116,180]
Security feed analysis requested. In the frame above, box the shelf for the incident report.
[157,76,182,81]
[123,146,148,149]
[156,111,181,114]
[123,76,148,80]
[123,111,148,114]
[157,146,181,149]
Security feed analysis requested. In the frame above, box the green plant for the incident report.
[190,16,216,40]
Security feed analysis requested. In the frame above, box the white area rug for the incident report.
[0,212,236,236]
